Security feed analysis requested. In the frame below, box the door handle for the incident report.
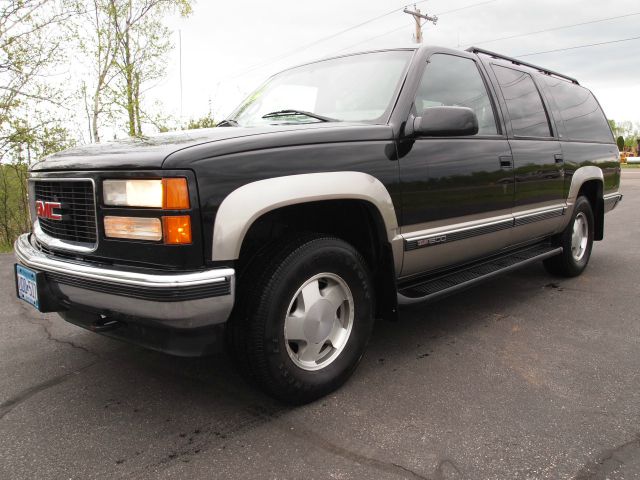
[499,155,513,168]
[554,153,564,163]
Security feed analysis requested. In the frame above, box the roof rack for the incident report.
[466,46,579,85]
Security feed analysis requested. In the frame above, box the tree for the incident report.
[184,113,217,130]
[0,2,76,248]
[609,119,640,149]
[0,1,73,153]
[616,136,625,151]
[72,0,191,141]
[70,0,126,143]
[112,0,192,137]
[0,118,75,248]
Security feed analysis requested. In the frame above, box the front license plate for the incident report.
[16,264,39,310]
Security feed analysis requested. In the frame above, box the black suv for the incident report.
[15,46,622,403]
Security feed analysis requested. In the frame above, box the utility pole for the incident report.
[179,29,183,121]
[403,5,438,43]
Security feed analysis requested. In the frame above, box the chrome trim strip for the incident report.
[405,218,513,251]
[513,206,565,227]
[30,177,99,254]
[403,205,567,251]
[15,234,234,289]
[33,222,97,253]
[603,193,623,201]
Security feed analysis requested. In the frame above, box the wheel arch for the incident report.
[212,172,401,263]
[212,172,402,321]
[567,166,604,241]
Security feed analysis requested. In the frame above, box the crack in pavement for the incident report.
[127,402,436,480]
[573,434,640,480]
[123,404,290,479]
[249,406,433,480]
[26,316,99,356]
[0,360,100,419]
[0,303,107,420]
[15,300,101,357]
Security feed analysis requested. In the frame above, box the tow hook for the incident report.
[90,315,124,332]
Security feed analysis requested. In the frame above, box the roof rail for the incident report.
[466,46,579,85]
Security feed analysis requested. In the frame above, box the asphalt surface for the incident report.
[1,172,639,480]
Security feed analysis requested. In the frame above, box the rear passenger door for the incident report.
[399,53,514,277]
[540,77,620,197]
[489,64,566,246]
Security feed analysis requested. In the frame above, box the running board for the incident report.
[398,244,562,305]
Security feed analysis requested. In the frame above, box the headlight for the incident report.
[104,216,163,241]
[103,178,189,209]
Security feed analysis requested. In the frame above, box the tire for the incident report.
[543,195,594,277]
[228,234,375,404]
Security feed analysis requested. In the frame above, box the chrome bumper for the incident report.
[604,193,623,213]
[14,234,235,329]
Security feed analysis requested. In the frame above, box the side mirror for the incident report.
[412,106,479,137]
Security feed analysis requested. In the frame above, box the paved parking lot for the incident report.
[1,172,639,480]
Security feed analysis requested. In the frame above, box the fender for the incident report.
[211,172,403,271]
[566,166,604,205]
[563,165,605,235]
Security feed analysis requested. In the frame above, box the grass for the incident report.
[0,243,14,253]
[621,163,640,168]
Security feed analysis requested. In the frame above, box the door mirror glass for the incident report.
[414,106,479,136]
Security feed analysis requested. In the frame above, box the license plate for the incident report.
[16,264,39,310]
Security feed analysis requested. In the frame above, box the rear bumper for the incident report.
[604,192,623,213]
[14,233,236,331]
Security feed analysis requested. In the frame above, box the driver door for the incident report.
[399,53,514,277]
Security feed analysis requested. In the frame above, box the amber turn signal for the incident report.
[163,215,192,244]
[162,178,190,209]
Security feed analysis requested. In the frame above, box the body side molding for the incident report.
[402,205,566,251]
[212,172,403,270]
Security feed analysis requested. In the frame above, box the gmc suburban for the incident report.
[14,46,623,403]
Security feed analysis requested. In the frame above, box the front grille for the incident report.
[34,180,97,244]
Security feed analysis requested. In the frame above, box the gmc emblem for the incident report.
[36,200,62,221]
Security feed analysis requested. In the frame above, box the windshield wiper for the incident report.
[217,119,239,127]
[261,109,339,123]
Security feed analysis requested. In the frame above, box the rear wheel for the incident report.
[229,235,374,404]
[543,195,594,277]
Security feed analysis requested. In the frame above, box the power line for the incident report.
[226,1,431,80]
[516,35,640,58]
[436,0,498,16]
[333,25,408,54]
[469,11,640,46]
[332,0,499,55]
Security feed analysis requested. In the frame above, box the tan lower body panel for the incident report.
[400,204,567,277]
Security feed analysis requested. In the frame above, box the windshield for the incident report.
[229,50,414,127]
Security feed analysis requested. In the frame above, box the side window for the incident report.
[414,54,498,135]
[544,78,613,143]
[492,65,552,138]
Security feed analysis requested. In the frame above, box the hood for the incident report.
[32,122,392,171]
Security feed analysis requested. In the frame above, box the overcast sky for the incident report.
[157,0,640,125]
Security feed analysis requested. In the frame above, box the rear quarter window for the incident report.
[544,78,613,143]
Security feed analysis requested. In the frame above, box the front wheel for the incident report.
[230,235,375,404]
[543,195,594,277]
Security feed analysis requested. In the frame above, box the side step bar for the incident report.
[398,243,562,305]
